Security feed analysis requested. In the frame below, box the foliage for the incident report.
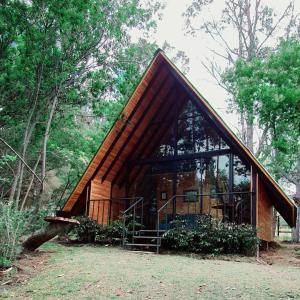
[0,1,162,266]
[183,0,297,154]
[223,39,300,183]
[0,203,26,267]
[68,216,100,243]
[163,215,259,256]
[0,0,162,209]
[68,216,126,245]
[95,220,127,244]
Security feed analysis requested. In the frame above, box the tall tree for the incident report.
[0,0,162,209]
[184,0,297,154]
[223,39,300,240]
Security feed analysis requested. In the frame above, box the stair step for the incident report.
[133,236,161,239]
[125,243,158,247]
[139,229,166,233]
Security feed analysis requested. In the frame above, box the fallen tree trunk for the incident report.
[22,216,79,251]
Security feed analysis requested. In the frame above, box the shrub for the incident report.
[0,203,26,268]
[163,215,259,256]
[68,217,127,245]
[95,220,126,244]
[68,216,100,243]
[162,219,193,250]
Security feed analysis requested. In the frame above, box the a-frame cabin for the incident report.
[61,50,296,244]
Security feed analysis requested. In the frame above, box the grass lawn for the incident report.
[1,242,300,299]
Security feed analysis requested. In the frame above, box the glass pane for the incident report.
[152,123,175,157]
[176,159,203,216]
[233,156,251,224]
[178,99,201,119]
[177,100,230,155]
[233,156,250,192]
[183,190,198,202]
[177,117,194,155]
[217,155,230,194]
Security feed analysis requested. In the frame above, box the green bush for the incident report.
[68,216,127,245]
[95,221,126,244]
[68,216,100,243]
[163,215,259,256]
[162,219,193,251]
[0,203,26,267]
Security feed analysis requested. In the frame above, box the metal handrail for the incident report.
[122,197,144,215]
[156,195,177,253]
[122,196,144,246]
[157,192,254,214]
[157,195,176,213]
[88,197,141,225]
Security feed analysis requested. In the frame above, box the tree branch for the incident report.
[0,138,42,184]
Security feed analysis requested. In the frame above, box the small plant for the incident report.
[95,220,127,244]
[68,217,127,245]
[163,215,259,256]
[68,216,100,243]
[0,256,12,268]
[0,202,26,268]
[162,219,193,250]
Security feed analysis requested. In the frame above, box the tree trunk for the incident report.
[292,157,300,242]
[9,121,35,204]
[41,94,58,187]
[20,153,42,211]
[15,121,37,207]
[10,65,43,205]
[22,222,70,251]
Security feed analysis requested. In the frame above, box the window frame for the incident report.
[183,190,198,203]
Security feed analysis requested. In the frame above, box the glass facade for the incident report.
[153,99,229,158]
[127,98,252,225]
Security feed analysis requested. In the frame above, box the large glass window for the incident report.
[153,125,175,157]
[127,98,253,225]
[151,99,229,158]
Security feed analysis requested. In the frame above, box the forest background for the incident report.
[0,0,299,266]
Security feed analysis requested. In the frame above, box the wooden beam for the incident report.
[112,86,179,186]
[90,63,166,181]
[125,94,186,188]
[101,74,172,183]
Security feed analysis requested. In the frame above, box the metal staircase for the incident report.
[123,229,166,253]
[121,195,176,253]
[122,197,167,253]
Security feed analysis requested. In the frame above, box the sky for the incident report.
[140,0,300,132]
[154,0,230,123]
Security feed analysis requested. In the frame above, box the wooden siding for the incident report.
[88,179,111,224]
[256,175,273,241]
[110,185,126,221]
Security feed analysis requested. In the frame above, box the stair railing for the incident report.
[156,195,177,253]
[122,197,144,246]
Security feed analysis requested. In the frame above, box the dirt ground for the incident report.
[1,241,300,299]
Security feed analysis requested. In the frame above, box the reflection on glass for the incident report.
[126,98,253,226]
[152,98,230,157]
[233,156,251,224]
[233,156,250,192]
[153,124,175,157]
[183,190,198,202]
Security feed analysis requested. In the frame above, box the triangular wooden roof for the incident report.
[62,50,297,227]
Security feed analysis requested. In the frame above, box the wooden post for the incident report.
[292,204,300,243]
